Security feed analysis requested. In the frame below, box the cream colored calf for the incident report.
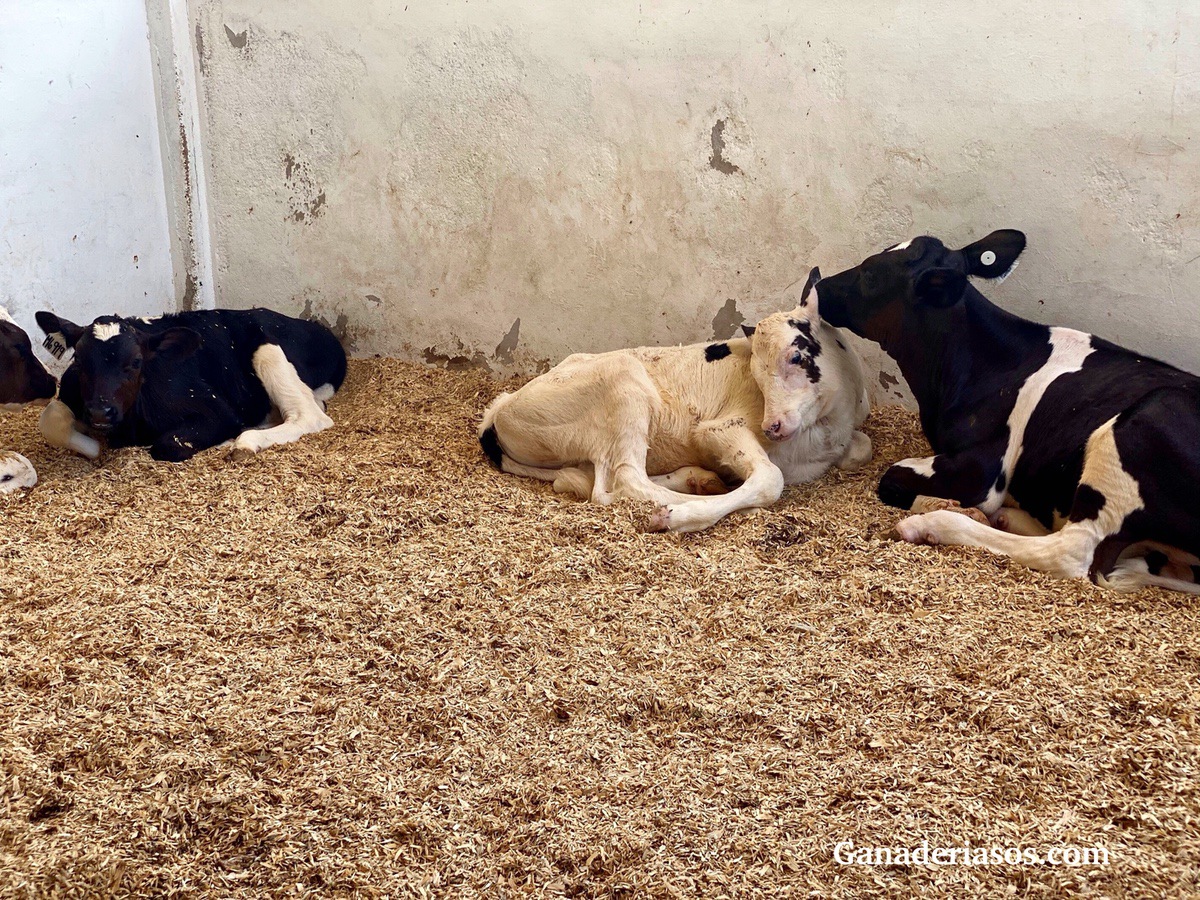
[480,271,872,532]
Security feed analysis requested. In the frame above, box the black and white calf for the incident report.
[479,271,872,532]
[36,308,346,462]
[0,306,58,492]
[816,229,1200,593]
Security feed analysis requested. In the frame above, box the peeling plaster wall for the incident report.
[0,0,175,366]
[190,1,1200,404]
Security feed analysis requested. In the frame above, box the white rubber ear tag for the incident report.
[980,250,997,267]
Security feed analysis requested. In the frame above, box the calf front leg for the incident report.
[649,426,784,533]
[231,344,334,457]
[151,401,244,462]
[151,418,241,462]
[877,443,1007,515]
[835,430,872,472]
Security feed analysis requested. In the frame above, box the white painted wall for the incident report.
[0,0,175,369]
[188,2,1198,400]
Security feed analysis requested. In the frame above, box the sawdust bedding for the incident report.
[0,358,1196,898]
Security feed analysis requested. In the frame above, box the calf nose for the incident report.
[764,421,783,440]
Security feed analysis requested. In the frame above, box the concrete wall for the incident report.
[0,0,176,367]
[190,0,1200,401]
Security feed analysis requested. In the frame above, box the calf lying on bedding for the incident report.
[816,229,1200,593]
[0,307,58,493]
[35,308,346,462]
[479,270,872,532]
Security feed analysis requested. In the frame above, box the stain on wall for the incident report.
[709,119,741,176]
[494,318,521,364]
[188,1,1200,403]
[194,23,207,73]
[423,343,490,372]
[282,153,325,224]
[223,24,248,50]
[710,299,745,339]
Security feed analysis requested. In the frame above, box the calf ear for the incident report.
[35,311,85,347]
[741,324,757,337]
[959,229,1026,279]
[799,266,822,308]
[914,267,968,308]
[146,327,201,359]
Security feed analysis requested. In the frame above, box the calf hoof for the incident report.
[910,496,989,525]
[647,506,672,532]
[227,446,257,463]
[892,514,939,545]
[687,473,727,495]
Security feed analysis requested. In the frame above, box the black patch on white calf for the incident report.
[993,471,1007,494]
[480,424,504,469]
[705,342,732,362]
[1068,484,1107,522]
[786,319,822,382]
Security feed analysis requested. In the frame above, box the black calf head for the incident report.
[0,313,57,406]
[815,230,1026,346]
[36,312,199,430]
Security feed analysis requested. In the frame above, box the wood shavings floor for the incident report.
[0,359,1197,898]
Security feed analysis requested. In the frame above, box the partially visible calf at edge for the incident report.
[479,269,873,533]
[0,306,58,492]
[817,229,1200,593]
[36,308,346,463]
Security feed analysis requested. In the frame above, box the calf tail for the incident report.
[479,425,504,469]
[478,392,512,470]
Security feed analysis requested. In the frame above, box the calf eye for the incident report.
[128,359,143,371]
[0,475,12,483]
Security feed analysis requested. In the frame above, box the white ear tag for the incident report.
[980,250,997,267]
[42,332,68,360]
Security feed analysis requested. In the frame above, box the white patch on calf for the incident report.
[93,322,121,341]
[231,344,334,455]
[0,307,15,326]
[887,239,914,252]
[982,327,1094,513]
[895,456,937,477]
